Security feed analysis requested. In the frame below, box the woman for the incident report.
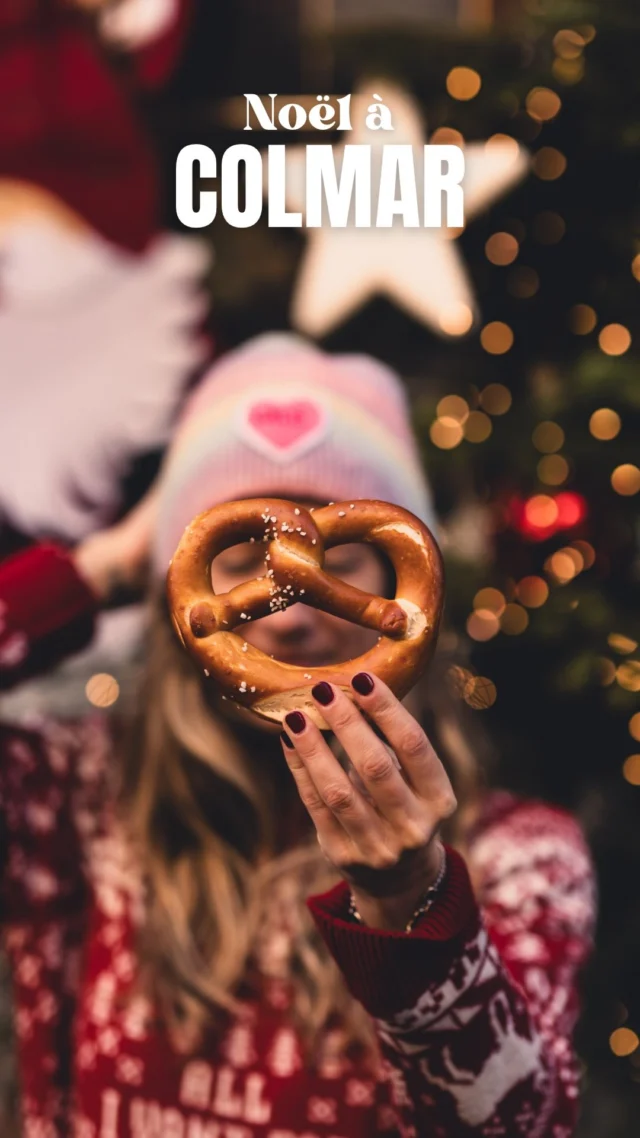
[0,334,596,1137]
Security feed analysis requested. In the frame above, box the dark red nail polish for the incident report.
[352,672,374,695]
[312,681,334,706]
[281,731,294,749]
[285,711,306,734]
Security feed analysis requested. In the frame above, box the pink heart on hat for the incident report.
[239,398,329,462]
[248,401,321,449]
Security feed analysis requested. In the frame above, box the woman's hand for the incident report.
[280,672,457,931]
[72,483,160,601]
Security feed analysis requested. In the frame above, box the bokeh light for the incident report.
[546,549,579,584]
[479,383,512,415]
[570,540,595,569]
[609,1028,639,1057]
[616,662,640,693]
[533,147,567,180]
[532,421,565,453]
[508,266,539,298]
[516,576,549,607]
[485,232,519,265]
[467,609,500,641]
[430,417,464,449]
[596,658,617,687]
[464,676,498,709]
[611,464,640,496]
[569,304,597,334]
[480,321,514,354]
[628,713,640,742]
[473,587,506,616]
[439,303,474,335]
[447,67,481,100]
[464,411,492,442]
[632,254,640,282]
[553,29,585,59]
[538,454,569,485]
[485,134,521,162]
[437,395,469,423]
[501,604,529,635]
[85,673,120,708]
[589,408,621,440]
[623,755,640,785]
[608,634,638,655]
[525,494,559,529]
[599,324,631,355]
[526,87,562,122]
[533,212,566,243]
[430,126,465,146]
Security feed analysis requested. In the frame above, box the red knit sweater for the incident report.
[0,545,596,1137]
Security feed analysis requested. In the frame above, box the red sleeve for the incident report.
[307,816,595,1136]
[0,544,98,691]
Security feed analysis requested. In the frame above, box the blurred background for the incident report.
[1,0,639,1134]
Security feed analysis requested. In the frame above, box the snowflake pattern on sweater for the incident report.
[0,544,597,1137]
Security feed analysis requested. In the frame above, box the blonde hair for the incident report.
[117,596,488,1066]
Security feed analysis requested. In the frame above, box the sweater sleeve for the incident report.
[306,804,596,1137]
[0,543,98,692]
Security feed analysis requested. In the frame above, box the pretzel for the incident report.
[167,498,444,730]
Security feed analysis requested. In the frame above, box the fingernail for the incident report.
[311,681,334,706]
[280,731,294,749]
[352,672,374,696]
[285,711,306,735]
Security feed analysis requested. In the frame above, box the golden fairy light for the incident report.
[609,1028,639,1057]
[533,212,566,244]
[479,383,512,415]
[552,57,585,85]
[532,421,565,453]
[570,540,595,569]
[439,303,474,336]
[430,127,465,146]
[577,24,596,43]
[599,324,632,356]
[622,755,640,785]
[632,254,640,282]
[611,464,640,496]
[596,658,617,686]
[589,408,621,440]
[525,494,559,528]
[485,232,519,265]
[446,67,482,101]
[508,266,539,299]
[464,676,497,710]
[526,87,562,122]
[538,455,569,485]
[467,609,500,641]
[464,411,492,443]
[473,587,506,616]
[608,633,638,655]
[85,673,119,708]
[533,147,567,180]
[569,304,597,334]
[485,134,521,161]
[628,712,640,742]
[516,576,549,608]
[480,321,514,354]
[430,417,464,450]
[500,603,529,635]
[545,550,578,584]
[616,662,640,693]
[553,29,585,59]
[437,395,469,423]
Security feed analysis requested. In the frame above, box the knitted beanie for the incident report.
[152,333,438,575]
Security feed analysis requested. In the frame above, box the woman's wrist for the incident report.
[348,841,447,932]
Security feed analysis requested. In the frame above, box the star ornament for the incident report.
[275,80,530,339]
